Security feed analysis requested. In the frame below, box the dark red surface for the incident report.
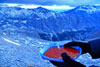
[44,47,79,59]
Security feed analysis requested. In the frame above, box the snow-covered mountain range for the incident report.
[0,4,100,41]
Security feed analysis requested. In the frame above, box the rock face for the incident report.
[0,5,100,41]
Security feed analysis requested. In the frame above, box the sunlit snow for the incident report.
[2,37,21,46]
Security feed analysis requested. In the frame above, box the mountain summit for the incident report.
[32,6,51,13]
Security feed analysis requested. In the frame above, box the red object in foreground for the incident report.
[44,47,79,59]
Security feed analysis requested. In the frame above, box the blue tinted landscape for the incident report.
[0,3,100,67]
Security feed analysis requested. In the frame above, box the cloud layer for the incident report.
[0,0,100,6]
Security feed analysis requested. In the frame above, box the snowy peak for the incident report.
[36,7,48,10]
[32,7,51,13]
[77,5,100,9]
[73,5,100,13]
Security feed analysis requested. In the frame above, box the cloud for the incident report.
[1,0,100,6]
[10,3,74,9]
[2,3,74,11]
[42,5,75,9]
[52,0,100,6]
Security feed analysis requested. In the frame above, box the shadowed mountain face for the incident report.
[0,5,100,41]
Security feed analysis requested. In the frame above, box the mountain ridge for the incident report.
[0,4,100,41]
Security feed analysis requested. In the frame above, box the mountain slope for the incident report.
[0,5,100,41]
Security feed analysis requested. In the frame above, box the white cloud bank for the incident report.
[43,5,75,10]
[1,3,75,10]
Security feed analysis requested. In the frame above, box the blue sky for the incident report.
[0,0,100,6]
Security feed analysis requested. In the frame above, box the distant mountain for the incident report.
[0,4,100,41]
[32,7,51,13]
